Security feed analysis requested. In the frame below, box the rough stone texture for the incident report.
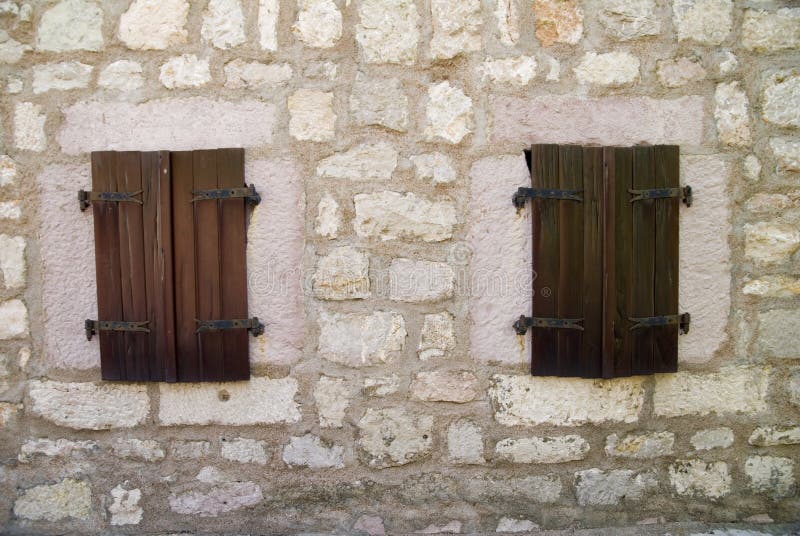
[744,456,795,499]
[36,0,103,52]
[27,380,149,430]
[418,312,455,360]
[313,246,370,300]
[356,0,419,65]
[221,438,269,464]
[756,310,800,359]
[170,441,211,459]
[14,102,46,152]
[447,420,485,464]
[490,95,705,145]
[169,481,262,517]
[411,153,456,184]
[744,222,800,264]
[496,435,590,464]
[494,0,519,46]
[158,378,300,425]
[691,428,734,451]
[478,57,537,86]
[430,0,481,60]
[350,74,409,131]
[468,475,562,504]
[424,82,474,144]
[742,8,800,53]
[13,479,91,521]
[0,155,16,186]
[574,469,658,506]
[762,71,800,129]
[32,61,92,94]
[224,60,292,89]
[748,426,800,446]
[109,485,142,525]
[315,194,341,238]
[714,82,751,146]
[112,438,165,462]
[363,375,400,397]
[743,275,800,298]
[317,142,397,181]
[58,98,275,153]
[490,375,645,426]
[0,202,20,220]
[673,0,732,45]
[669,460,731,500]
[118,0,189,50]
[410,370,480,402]
[0,299,28,339]
[354,191,457,242]
[574,51,640,87]
[597,0,660,40]
[313,376,350,428]
[654,367,769,418]
[318,310,406,367]
[770,138,800,172]
[160,54,211,89]
[0,31,29,64]
[605,432,675,459]
[288,89,336,141]
[18,438,98,462]
[389,258,454,303]
[0,235,25,289]
[201,0,246,49]
[533,0,583,47]
[657,57,707,88]
[258,0,279,51]
[357,408,433,467]
[98,60,144,91]
[293,0,342,49]
[355,515,386,535]
[282,434,345,468]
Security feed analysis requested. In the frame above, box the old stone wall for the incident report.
[0,0,798,534]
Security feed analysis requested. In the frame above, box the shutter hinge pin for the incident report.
[628,312,691,334]
[628,185,692,207]
[195,317,264,336]
[512,187,583,208]
[191,184,261,205]
[78,190,143,211]
[513,315,585,335]
[85,319,149,341]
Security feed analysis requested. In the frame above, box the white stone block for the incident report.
[447,420,484,464]
[430,0,481,60]
[496,435,590,463]
[201,0,246,49]
[672,0,732,45]
[316,142,397,181]
[356,0,419,65]
[159,54,211,89]
[354,191,457,242]
[293,0,342,48]
[423,81,474,144]
[318,310,406,367]
[0,235,25,289]
[32,61,93,94]
[288,89,336,141]
[357,407,433,467]
[574,51,640,87]
[742,8,800,52]
[13,479,92,521]
[36,0,103,52]
[14,102,46,152]
[0,299,27,339]
[118,0,189,50]
[410,370,480,402]
[282,434,345,468]
[389,258,454,303]
[313,376,350,428]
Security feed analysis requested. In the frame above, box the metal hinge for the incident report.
[78,190,143,211]
[513,315,585,335]
[629,312,691,335]
[629,185,692,207]
[196,317,264,337]
[191,184,261,206]
[513,187,583,208]
[85,319,149,341]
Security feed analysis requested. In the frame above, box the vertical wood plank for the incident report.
[581,147,603,378]
[613,147,633,377]
[217,148,250,381]
[193,150,224,381]
[117,151,149,381]
[653,145,680,373]
[557,145,583,377]
[530,144,560,376]
[601,147,616,378]
[631,146,656,375]
[172,151,201,382]
[92,152,124,380]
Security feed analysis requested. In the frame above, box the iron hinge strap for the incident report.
[196,317,264,337]
[513,187,583,208]
[85,319,149,341]
[629,185,692,207]
[629,313,691,335]
[191,184,261,205]
[513,315,585,335]
[78,190,143,211]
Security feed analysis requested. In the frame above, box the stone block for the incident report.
[748,426,800,446]
[118,0,189,50]
[13,479,91,521]
[574,51,640,86]
[313,246,370,301]
[350,74,409,131]
[762,71,800,129]
[282,434,345,468]
[36,0,103,52]
[159,54,211,88]
[496,435,589,463]
[288,89,336,141]
[690,428,734,451]
[447,420,484,464]
[221,438,269,464]
[293,0,342,48]
[424,82,474,144]
[742,8,800,52]
[714,82,751,146]
[313,376,350,428]
[410,370,480,402]
[316,142,397,181]
[672,0,732,45]
[533,0,583,46]
[604,432,674,459]
[354,191,457,242]
[389,258,454,303]
[32,62,92,93]
[357,407,433,467]
[201,0,246,49]
[356,0,419,64]
[757,309,800,359]
[745,456,795,499]
[430,0,481,59]
[574,469,657,506]
[418,312,455,360]
[669,460,731,499]
[318,310,406,367]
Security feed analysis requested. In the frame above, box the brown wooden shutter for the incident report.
[521,144,684,378]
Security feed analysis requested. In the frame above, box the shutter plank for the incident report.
[653,145,680,372]
[92,152,125,380]
[217,148,249,381]
[631,146,656,375]
[193,150,225,381]
[530,144,560,376]
[557,145,583,376]
[172,151,201,382]
[613,147,633,377]
[117,151,149,381]
[601,147,616,378]
[581,147,603,378]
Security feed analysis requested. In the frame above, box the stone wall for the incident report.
[0,0,798,533]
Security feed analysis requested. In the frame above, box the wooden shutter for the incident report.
[523,144,683,378]
[90,151,176,381]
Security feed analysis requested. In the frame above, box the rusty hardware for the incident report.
[196,317,264,337]
[78,189,143,211]
[512,187,583,208]
[85,319,149,341]
[629,185,692,207]
[628,312,691,335]
[191,184,261,205]
[513,315,585,335]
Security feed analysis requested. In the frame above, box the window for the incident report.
[513,144,691,378]
[81,149,262,382]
